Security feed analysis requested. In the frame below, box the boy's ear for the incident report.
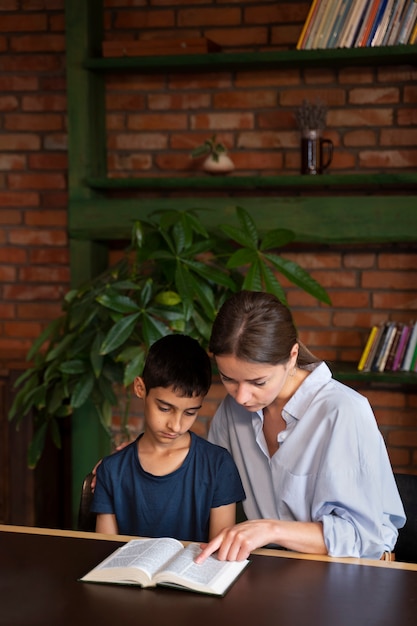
[134,377,146,399]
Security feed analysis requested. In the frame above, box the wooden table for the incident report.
[1,525,417,626]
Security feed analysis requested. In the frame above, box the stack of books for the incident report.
[357,320,417,373]
[297,0,417,50]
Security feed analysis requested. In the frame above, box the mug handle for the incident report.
[320,139,333,171]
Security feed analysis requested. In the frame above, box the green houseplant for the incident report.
[9,206,330,467]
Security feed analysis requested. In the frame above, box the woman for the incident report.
[195,290,405,563]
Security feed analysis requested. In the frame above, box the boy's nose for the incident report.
[167,413,182,432]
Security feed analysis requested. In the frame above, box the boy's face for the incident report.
[134,378,204,444]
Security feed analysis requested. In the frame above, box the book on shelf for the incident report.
[362,322,386,372]
[366,0,390,46]
[319,0,346,48]
[355,0,386,46]
[384,322,402,371]
[372,0,397,46]
[401,321,417,371]
[358,324,379,371]
[396,0,417,43]
[391,322,413,371]
[371,321,396,371]
[339,0,368,47]
[327,0,354,48]
[386,0,409,45]
[296,0,321,49]
[79,537,250,597]
[409,13,417,41]
[410,339,417,371]
[377,321,398,372]
[313,0,338,49]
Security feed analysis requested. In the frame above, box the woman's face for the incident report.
[215,349,297,412]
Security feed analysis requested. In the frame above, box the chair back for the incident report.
[77,472,96,532]
[394,472,417,563]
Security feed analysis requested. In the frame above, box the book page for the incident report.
[86,538,183,582]
[155,543,249,593]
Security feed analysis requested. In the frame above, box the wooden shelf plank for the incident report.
[85,45,417,73]
[331,362,417,387]
[68,196,417,244]
[87,173,417,191]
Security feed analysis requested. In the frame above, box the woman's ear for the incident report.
[290,342,299,366]
[134,377,146,399]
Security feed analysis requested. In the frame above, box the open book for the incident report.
[80,537,250,596]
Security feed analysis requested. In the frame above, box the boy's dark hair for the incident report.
[141,334,212,397]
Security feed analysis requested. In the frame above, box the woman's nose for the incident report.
[234,384,251,406]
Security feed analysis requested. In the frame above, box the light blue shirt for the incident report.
[208,362,405,559]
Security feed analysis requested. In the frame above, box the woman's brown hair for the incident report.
[209,290,320,367]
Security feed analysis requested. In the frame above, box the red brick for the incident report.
[27,153,68,170]
[0,95,19,111]
[362,271,417,290]
[380,128,417,146]
[19,266,70,283]
[128,113,187,131]
[179,7,240,26]
[8,228,67,246]
[1,54,62,72]
[191,112,254,130]
[115,10,175,28]
[0,265,17,281]
[17,302,64,321]
[25,209,67,227]
[22,94,67,111]
[349,87,399,105]
[214,90,277,109]
[360,149,417,168]
[0,154,26,170]
[8,173,66,190]
[205,27,268,47]
[3,284,66,301]
[10,35,65,53]
[0,246,27,263]
[0,14,47,31]
[235,69,301,88]
[4,113,63,131]
[149,93,211,111]
[0,191,39,206]
[0,134,40,151]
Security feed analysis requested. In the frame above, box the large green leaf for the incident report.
[96,291,140,313]
[236,206,259,247]
[70,372,95,409]
[27,422,47,469]
[100,313,140,355]
[264,252,331,304]
[260,228,296,250]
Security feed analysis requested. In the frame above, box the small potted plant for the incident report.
[191,135,235,174]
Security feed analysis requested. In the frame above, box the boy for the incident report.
[91,334,245,542]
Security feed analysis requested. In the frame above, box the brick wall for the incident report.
[0,1,416,472]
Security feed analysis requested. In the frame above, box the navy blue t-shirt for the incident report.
[91,432,245,542]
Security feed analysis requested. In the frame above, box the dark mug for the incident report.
[300,130,333,175]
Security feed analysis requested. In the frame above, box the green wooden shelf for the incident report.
[84,45,417,73]
[87,173,417,191]
[68,195,417,244]
[332,362,417,387]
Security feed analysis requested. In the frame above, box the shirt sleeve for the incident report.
[90,458,115,514]
[311,411,405,558]
[211,448,246,508]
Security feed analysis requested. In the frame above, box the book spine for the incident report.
[369,322,389,371]
[340,0,368,47]
[304,0,330,49]
[367,0,389,46]
[313,0,336,50]
[387,0,409,44]
[384,323,402,371]
[391,323,412,371]
[357,0,386,47]
[381,0,401,44]
[378,322,397,371]
[328,0,354,48]
[396,0,417,43]
[358,325,379,370]
[409,12,417,41]
[362,323,385,372]
[352,0,376,46]
[297,0,321,49]
[401,321,417,371]
[371,0,395,45]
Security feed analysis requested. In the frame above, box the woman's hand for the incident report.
[195,519,327,563]
[195,520,278,563]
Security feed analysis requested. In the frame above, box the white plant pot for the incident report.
[203,154,235,174]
